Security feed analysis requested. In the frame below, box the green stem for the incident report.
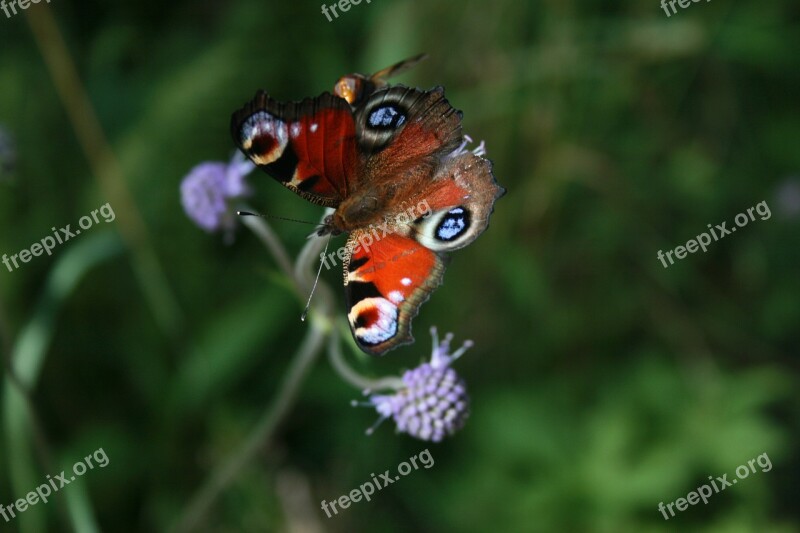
[238,204,296,284]
[24,5,183,340]
[171,214,332,532]
[171,321,328,533]
[327,330,404,391]
[2,231,122,532]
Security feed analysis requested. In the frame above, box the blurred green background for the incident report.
[1,0,799,531]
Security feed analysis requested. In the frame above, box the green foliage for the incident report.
[1,0,798,531]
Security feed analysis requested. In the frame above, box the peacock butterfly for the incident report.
[230,57,505,355]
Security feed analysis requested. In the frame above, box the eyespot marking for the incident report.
[348,297,398,346]
[435,207,471,242]
[240,111,289,166]
[368,105,406,130]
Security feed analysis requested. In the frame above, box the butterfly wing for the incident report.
[344,231,447,355]
[231,91,359,207]
[342,151,504,355]
[354,85,462,168]
[231,86,464,224]
[407,152,505,252]
[325,85,467,231]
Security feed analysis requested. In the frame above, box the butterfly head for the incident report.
[334,54,429,107]
[334,74,375,106]
[315,214,344,237]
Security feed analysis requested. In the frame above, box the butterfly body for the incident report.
[232,62,504,355]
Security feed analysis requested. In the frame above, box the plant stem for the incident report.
[238,204,296,284]
[171,214,332,532]
[24,6,183,339]
[171,320,328,533]
[327,330,404,391]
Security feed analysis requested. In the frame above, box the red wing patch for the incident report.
[343,231,447,355]
[231,91,359,206]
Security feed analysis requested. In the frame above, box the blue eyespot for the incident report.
[435,207,470,241]
[368,105,406,129]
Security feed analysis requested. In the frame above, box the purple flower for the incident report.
[358,327,472,442]
[180,152,255,234]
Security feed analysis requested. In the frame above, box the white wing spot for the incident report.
[291,123,301,138]
[389,290,405,304]
[401,277,412,286]
[310,123,319,133]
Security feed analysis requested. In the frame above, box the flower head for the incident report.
[180,151,255,235]
[358,327,473,442]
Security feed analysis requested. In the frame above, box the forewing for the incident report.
[231,91,359,206]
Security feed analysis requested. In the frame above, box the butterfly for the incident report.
[230,58,505,355]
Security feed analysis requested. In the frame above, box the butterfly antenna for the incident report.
[237,210,319,227]
[300,232,333,322]
[372,53,429,81]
